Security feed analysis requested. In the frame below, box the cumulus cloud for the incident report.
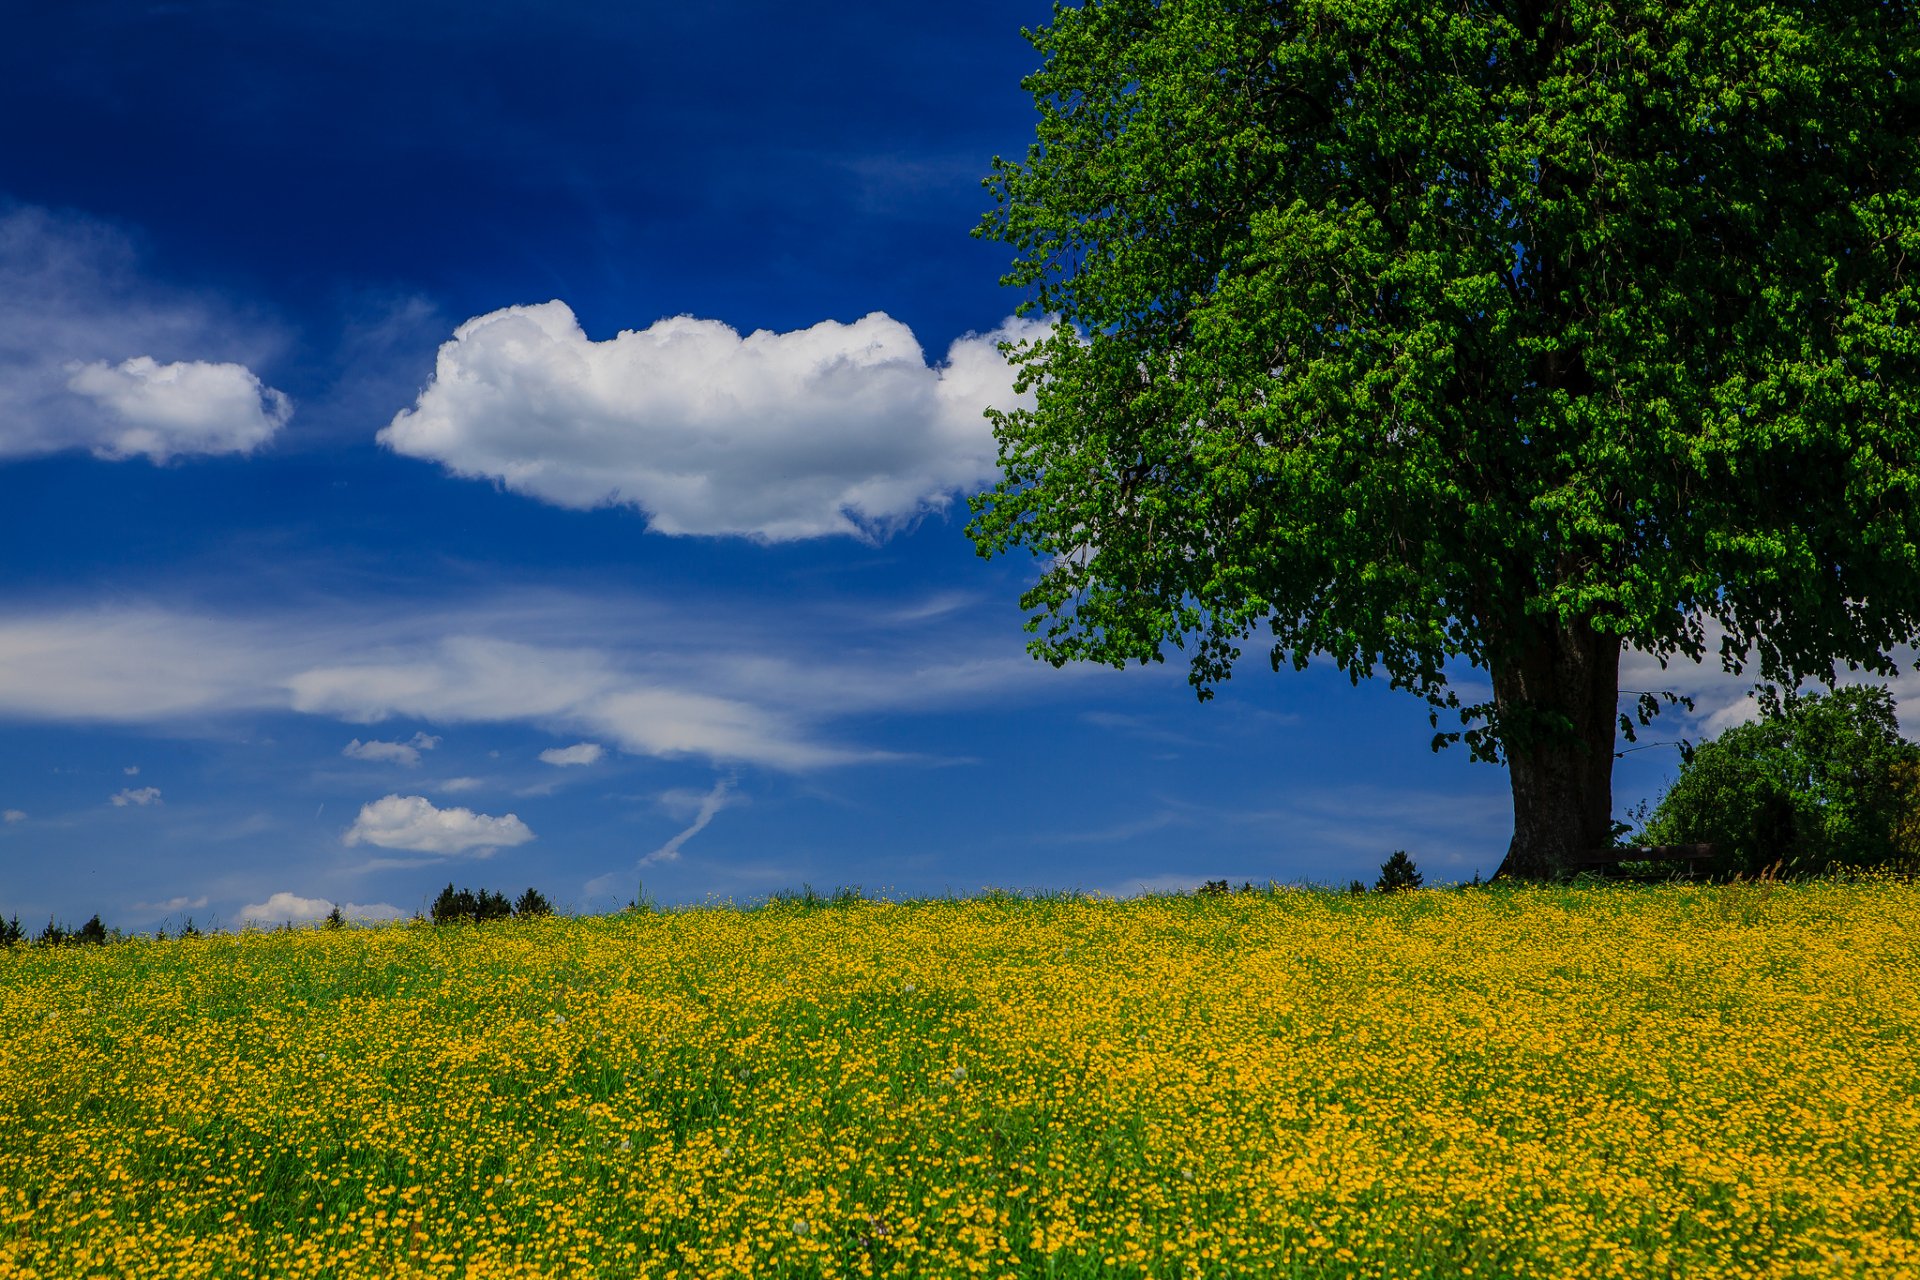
[65,355,290,461]
[110,786,162,806]
[380,302,1045,541]
[239,892,404,927]
[343,793,534,855]
[538,741,603,766]
[342,731,441,766]
[0,202,290,461]
[2,809,23,823]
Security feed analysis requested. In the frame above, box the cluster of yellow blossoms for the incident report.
[2,878,1916,1278]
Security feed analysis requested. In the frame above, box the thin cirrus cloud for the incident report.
[640,776,736,867]
[0,202,291,462]
[133,894,209,913]
[342,793,534,856]
[0,601,902,769]
[379,301,1047,541]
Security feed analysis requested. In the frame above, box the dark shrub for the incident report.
[513,888,553,918]
[1374,851,1424,893]
[1200,879,1229,896]
[324,904,345,930]
[0,914,21,948]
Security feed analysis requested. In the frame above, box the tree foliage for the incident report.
[1374,850,1424,893]
[970,0,1920,877]
[1644,686,1920,875]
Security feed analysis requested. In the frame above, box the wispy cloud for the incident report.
[640,776,736,867]
[132,894,208,913]
[110,786,162,807]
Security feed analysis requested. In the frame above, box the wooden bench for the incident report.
[1569,843,1718,880]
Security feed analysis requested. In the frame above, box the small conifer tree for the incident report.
[513,888,553,918]
[1374,851,1424,894]
[324,904,345,930]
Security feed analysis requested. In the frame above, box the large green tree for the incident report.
[968,0,1920,879]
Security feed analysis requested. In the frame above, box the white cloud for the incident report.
[341,731,441,766]
[133,894,208,913]
[437,776,484,792]
[343,793,534,855]
[123,764,139,775]
[110,786,162,807]
[640,776,736,867]
[538,741,603,766]
[0,608,290,721]
[0,590,1120,772]
[289,635,862,770]
[0,202,289,462]
[380,302,1046,541]
[2,809,23,823]
[239,892,404,927]
[65,356,290,462]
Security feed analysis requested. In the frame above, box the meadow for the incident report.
[2,879,1917,1279]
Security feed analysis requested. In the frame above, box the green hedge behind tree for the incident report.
[1644,687,1920,876]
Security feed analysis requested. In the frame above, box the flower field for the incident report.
[3,880,1918,1279]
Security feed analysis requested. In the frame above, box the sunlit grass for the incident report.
[3,879,1918,1278]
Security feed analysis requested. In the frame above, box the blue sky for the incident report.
[0,2,1810,930]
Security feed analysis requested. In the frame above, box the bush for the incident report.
[1643,685,1920,876]
[1374,851,1423,893]
[514,888,554,918]
[0,914,21,948]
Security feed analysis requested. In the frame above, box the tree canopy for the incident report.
[969,0,1920,878]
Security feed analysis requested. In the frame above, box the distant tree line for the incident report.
[428,883,554,924]
[0,884,560,949]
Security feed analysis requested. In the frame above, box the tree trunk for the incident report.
[1490,619,1621,881]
